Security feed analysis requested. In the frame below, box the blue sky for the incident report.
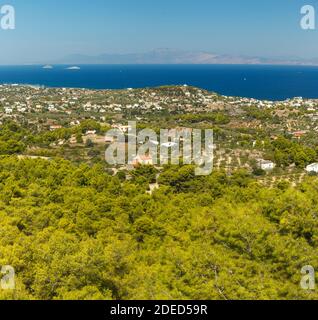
[1,0,318,64]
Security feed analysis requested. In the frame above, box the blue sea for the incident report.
[0,64,318,101]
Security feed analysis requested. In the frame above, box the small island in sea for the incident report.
[66,66,81,70]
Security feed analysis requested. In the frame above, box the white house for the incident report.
[50,125,62,131]
[306,163,318,173]
[161,142,178,148]
[105,135,114,143]
[132,155,154,166]
[112,124,132,133]
[258,160,275,171]
[85,130,97,135]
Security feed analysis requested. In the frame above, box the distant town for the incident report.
[1,83,318,187]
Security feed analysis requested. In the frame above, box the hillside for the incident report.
[0,157,317,300]
[0,85,317,300]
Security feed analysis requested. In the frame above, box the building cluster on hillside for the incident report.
[2,84,318,179]
[1,84,318,123]
[227,95,318,109]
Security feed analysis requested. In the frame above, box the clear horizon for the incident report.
[0,0,317,64]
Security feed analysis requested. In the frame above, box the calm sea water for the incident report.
[0,64,318,101]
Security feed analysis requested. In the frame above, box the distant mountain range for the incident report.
[49,48,318,66]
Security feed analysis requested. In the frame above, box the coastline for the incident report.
[1,83,318,104]
[0,64,318,101]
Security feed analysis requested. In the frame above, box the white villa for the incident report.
[258,159,276,171]
[132,155,154,166]
[305,163,318,173]
[85,130,97,135]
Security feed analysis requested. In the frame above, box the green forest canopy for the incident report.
[0,157,317,300]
